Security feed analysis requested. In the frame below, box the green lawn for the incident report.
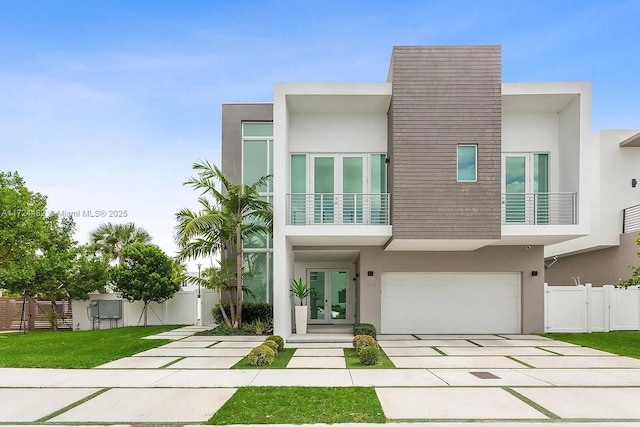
[545,331,640,359]
[0,325,179,368]
[231,348,296,369]
[344,348,396,368]
[208,386,385,424]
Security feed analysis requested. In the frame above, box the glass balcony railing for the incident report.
[501,192,577,225]
[286,193,390,225]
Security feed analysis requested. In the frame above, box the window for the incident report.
[457,145,477,182]
[241,122,273,303]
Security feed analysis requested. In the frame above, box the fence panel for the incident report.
[610,286,640,330]
[545,284,589,332]
[201,289,219,326]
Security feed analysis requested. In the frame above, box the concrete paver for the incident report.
[382,346,441,356]
[438,346,556,356]
[499,334,553,340]
[472,339,578,347]
[416,334,505,340]
[169,357,243,369]
[212,341,264,348]
[517,368,640,386]
[376,387,547,420]
[287,356,346,368]
[379,339,476,347]
[377,334,418,340]
[390,356,527,369]
[514,387,640,419]
[141,333,186,340]
[160,340,218,348]
[514,355,640,368]
[151,369,259,387]
[294,348,345,356]
[135,347,249,357]
[96,356,179,369]
[250,368,353,386]
[50,388,236,423]
[431,368,551,386]
[350,369,448,386]
[0,388,101,422]
[539,346,615,356]
[285,342,352,348]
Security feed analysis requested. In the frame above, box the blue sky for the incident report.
[1,0,639,265]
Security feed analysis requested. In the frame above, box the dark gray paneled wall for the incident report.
[388,46,502,240]
[221,103,273,184]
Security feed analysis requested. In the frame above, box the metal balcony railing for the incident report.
[623,204,640,233]
[501,192,577,225]
[286,193,390,225]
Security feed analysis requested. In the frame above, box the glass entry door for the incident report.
[503,153,549,224]
[307,269,349,323]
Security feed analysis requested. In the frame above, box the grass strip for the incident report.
[505,355,535,368]
[231,348,296,369]
[35,388,111,422]
[503,387,561,419]
[545,331,640,359]
[208,386,386,424]
[0,325,179,368]
[344,347,396,368]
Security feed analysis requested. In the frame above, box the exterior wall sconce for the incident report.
[632,178,637,188]
[367,271,374,276]
[531,271,539,276]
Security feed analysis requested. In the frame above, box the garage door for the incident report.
[380,272,521,334]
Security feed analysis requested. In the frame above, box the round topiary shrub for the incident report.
[265,335,285,351]
[353,334,378,353]
[247,344,275,366]
[262,339,279,353]
[358,345,380,366]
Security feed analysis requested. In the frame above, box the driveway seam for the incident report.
[503,386,560,419]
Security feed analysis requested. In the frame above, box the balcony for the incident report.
[623,204,640,233]
[501,192,577,225]
[287,193,390,225]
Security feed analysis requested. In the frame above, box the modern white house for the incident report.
[220,45,620,337]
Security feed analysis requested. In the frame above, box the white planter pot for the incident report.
[294,305,308,334]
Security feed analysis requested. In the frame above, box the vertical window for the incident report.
[241,122,273,303]
[290,154,306,225]
[457,145,477,182]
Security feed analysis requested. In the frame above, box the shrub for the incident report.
[241,319,271,335]
[262,339,279,353]
[358,345,380,366]
[353,323,377,339]
[212,302,273,325]
[247,344,275,366]
[353,334,378,353]
[265,335,285,351]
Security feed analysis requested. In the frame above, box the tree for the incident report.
[0,171,49,274]
[175,160,272,329]
[620,234,640,288]
[112,242,181,326]
[1,215,111,330]
[89,222,152,264]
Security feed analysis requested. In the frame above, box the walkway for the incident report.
[2,326,640,425]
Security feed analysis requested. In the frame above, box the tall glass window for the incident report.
[457,145,477,182]
[241,122,273,303]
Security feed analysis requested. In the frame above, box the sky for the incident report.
[1,0,639,269]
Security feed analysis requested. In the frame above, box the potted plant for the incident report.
[290,278,310,334]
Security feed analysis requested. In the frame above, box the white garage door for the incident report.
[380,272,521,334]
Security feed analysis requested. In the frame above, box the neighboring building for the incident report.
[222,45,596,336]
[545,130,640,286]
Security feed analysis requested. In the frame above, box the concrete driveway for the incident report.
[2,327,640,425]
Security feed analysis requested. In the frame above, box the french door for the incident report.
[307,269,349,323]
[309,155,367,224]
[503,153,549,224]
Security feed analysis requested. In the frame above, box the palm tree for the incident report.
[175,160,272,329]
[89,222,152,264]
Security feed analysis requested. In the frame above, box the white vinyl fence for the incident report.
[545,283,640,333]
[72,291,209,330]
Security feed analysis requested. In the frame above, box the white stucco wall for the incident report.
[288,112,387,153]
[547,129,640,256]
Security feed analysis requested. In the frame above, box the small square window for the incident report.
[457,145,477,182]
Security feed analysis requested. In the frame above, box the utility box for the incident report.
[89,300,123,319]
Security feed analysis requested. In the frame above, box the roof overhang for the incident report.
[620,132,640,147]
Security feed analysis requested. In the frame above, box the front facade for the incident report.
[222,45,593,336]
